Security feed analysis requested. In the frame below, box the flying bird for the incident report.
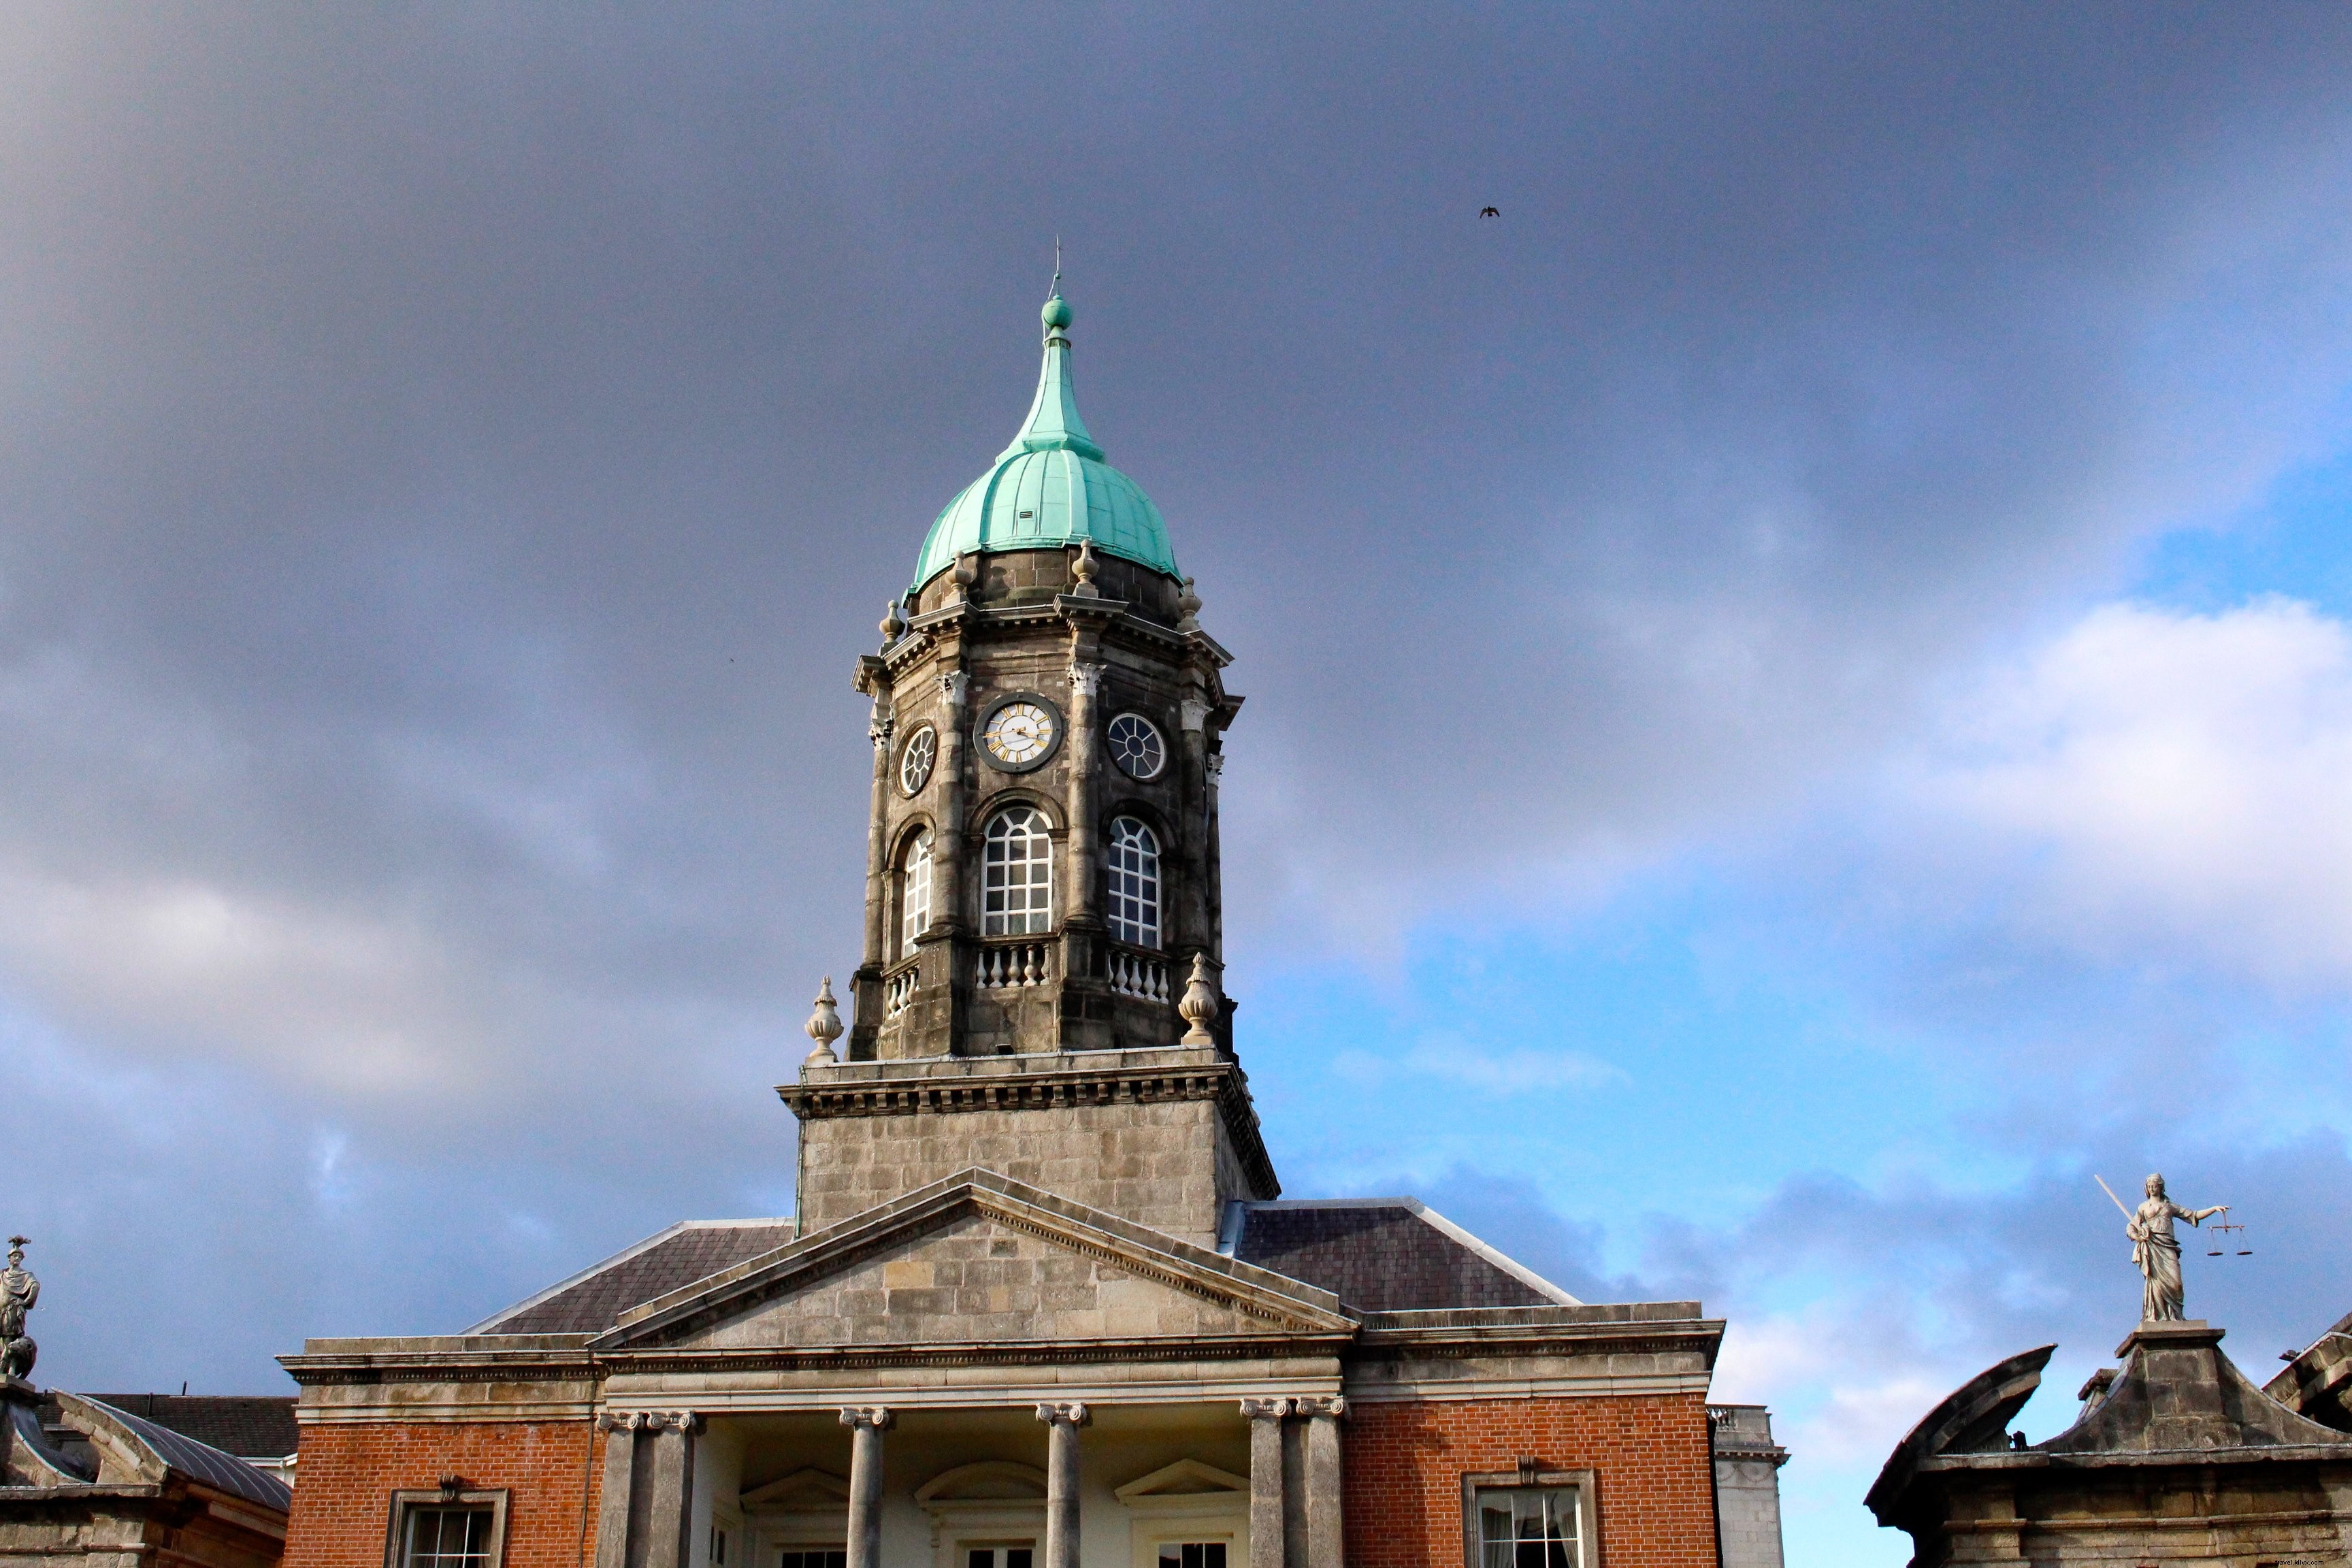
[1480,206,1499,218]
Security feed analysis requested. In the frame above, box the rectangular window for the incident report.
[777,1552,845,1568]
[405,1507,493,1568]
[1473,1488,1582,1568]
[964,1548,1033,1568]
[1158,1546,1228,1568]
[385,1491,508,1568]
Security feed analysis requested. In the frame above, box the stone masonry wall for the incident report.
[282,1422,600,1568]
[797,1095,1248,1246]
[1343,1395,1717,1568]
[1713,1455,1784,1568]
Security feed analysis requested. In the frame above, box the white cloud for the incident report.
[1914,597,2352,985]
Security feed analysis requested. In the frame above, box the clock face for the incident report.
[980,698,1060,770]
[1107,712,1166,780]
[898,724,936,795]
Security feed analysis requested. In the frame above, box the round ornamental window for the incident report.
[898,724,937,795]
[1107,713,1166,780]
[978,693,1062,772]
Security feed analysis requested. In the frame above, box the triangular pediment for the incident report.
[1115,1460,1250,1501]
[590,1170,1354,1350]
[740,1468,849,1512]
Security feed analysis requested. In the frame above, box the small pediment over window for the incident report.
[916,1461,1048,1504]
[741,1467,849,1512]
[1115,1460,1250,1502]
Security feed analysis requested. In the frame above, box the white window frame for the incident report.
[982,806,1054,936]
[1106,816,1161,949]
[383,1488,509,1568]
[901,832,933,956]
[1459,1471,1599,1568]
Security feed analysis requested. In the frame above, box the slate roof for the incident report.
[80,1399,295,1513]
[468,1219,800,1335]
[462,1197,1575,1337]
[1224,1198,1580,1312]
[76,1394,297,1459]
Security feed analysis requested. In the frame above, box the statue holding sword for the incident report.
[2097,1173,2225,1323]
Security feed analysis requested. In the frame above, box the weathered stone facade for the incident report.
[1871,1320,2352,1566]
[850,541,1237,1064]
[2,1386,291,1568]
[1708,1406,1785,1568]
[783,1048,1275,1246]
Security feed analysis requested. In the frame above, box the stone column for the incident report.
[1066,662,1103,926]
[592,1412,644,1568]
[1036,1401,1090,1568]
[1298,1397,1345,1568]
[863,701,894,972]
[644,1411,704,1568]
[840,1407,892,1568]
[934,670,970,930]
[1241,1398,1292,1568]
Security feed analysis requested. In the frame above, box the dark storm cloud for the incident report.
[3,3,2349,1380]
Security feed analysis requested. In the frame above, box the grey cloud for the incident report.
[2,3,2350,1377]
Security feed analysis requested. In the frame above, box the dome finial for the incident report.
[1042,239,1073,337]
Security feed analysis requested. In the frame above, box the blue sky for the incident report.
[5,7,2352,1565]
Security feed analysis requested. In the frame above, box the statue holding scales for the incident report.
[2098,1174,2224,1323]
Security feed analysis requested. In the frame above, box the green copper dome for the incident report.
[909,290,1178,592]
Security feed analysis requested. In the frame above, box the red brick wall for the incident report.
[1344,1395,1716,1568]
[283,1421,604,1568]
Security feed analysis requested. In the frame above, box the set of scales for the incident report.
[2096,1175,2253,1258]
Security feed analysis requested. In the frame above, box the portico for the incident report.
[585,1398,1343,1568]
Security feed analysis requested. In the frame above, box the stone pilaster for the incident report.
[1241,1398,1292,1568]
[840,1407,892,1568]
[591,1413,642,1568]
[1298,1396,1345,1568]
[644,1412,703,1568]
[1037,1401,1090,1568]
[591,1411,700,1568]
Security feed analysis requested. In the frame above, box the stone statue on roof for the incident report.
[2120,1175,2225,1323]
[1,1235,37,1383]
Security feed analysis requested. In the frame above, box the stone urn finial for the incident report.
[1175,576,1203,634]
[1177,954,1220,1047]
[951,553,981,605]
[1071,540,1102,598]
[804,977,844,1066]
[879,599,907,647]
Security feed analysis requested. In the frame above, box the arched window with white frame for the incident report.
[1107,817,1161,950]
[900,832,932,956]
[983,806,1054,935]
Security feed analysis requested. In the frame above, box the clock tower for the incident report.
[784,284,1275,1245]
[846,285,1240,1062]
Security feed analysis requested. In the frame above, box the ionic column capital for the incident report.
[1238,1396,1293,1422]
[594,1411,647,1433]
[655,1411,704,1435]
[838,1405,894,1431]
[1296,1396,1347,1420]
[1034,1401,1092,1427]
